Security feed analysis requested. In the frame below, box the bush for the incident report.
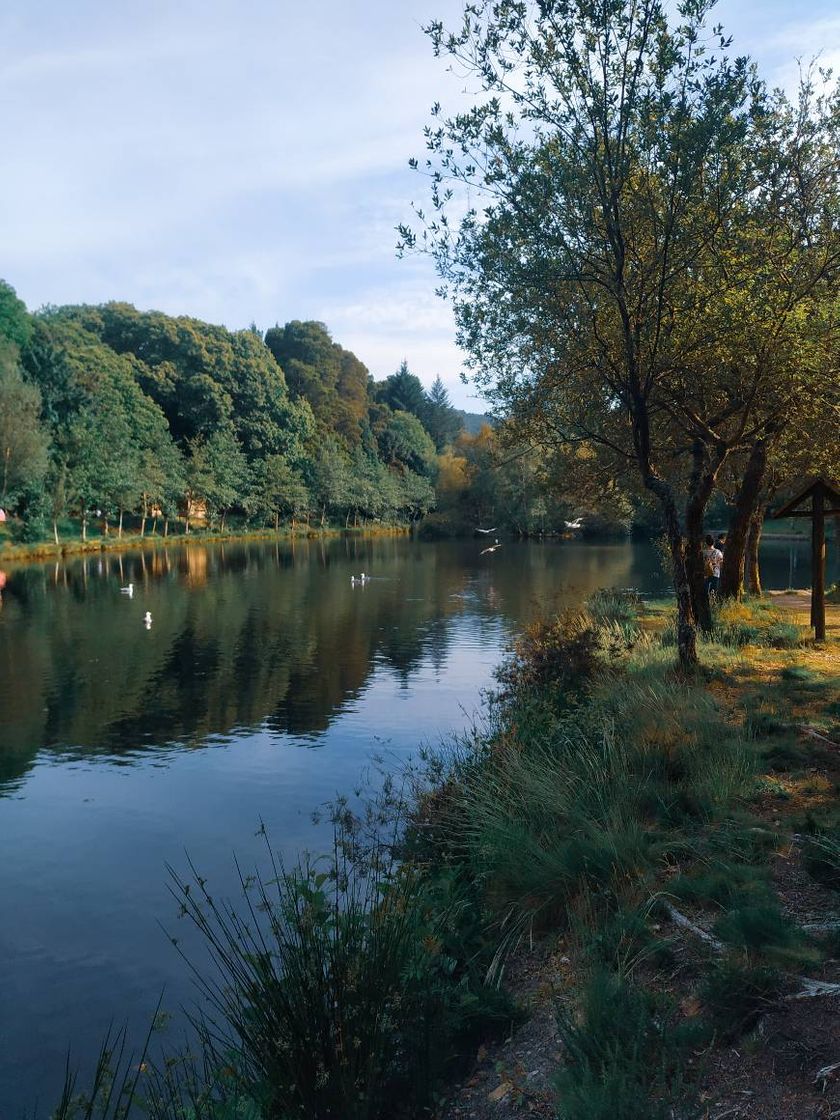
[701,960,784,1039]
[494,611,600,702]
[713,903,809,966]
[670,862,773,909]
[555,970,703,1120]
[586,588,642,626]
[708,602,802,650]
[765,622,801,649]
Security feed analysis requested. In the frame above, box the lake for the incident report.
[0,535,828,1110]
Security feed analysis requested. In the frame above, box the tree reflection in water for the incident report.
[0,537,652,790]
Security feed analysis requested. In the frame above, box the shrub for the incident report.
[555,970,703,1120]
[494,611,600,702]
[670,862,773,909]
[586,588,642,626]
[765,622,801,649]
[714,903,811,966]
[701,960,784,1039]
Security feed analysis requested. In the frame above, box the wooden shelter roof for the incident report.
[773,477,840,519]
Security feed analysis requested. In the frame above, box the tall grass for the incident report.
[451,655,751,955]
[153,828,513,1120]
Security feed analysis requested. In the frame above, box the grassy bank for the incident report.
[0,520,411,563]
[48,595,840,1119]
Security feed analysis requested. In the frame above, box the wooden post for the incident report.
[812,485,825,641]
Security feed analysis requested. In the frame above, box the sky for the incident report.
[1,0,838,410]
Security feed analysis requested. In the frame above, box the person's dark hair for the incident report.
[705,534,713,546]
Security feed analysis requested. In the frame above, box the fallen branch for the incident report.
[662,902,840,1001]
[814,1061,840,1089]
[787,979,840,1001]
[799,726,840,749]
[660,899,724,952]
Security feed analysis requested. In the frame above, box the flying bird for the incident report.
[480,539,502,555]
[475,527,498,534]
[564,518,584,530]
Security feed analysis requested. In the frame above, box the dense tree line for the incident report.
[0,284,474,540]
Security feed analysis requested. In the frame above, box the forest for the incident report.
[0,280,623,547]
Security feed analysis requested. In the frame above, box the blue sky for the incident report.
[2,0,837,409]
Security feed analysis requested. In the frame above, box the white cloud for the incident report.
[2,0,836,416]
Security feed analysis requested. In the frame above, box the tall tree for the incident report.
[401,0,829,666]
[376,361,429,423]
[424,376,461,450]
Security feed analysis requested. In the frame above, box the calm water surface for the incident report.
[0,535,828,1110]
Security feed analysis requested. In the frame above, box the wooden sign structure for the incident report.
[773,478,840,641]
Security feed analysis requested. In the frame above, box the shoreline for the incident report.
[0,523,412,565]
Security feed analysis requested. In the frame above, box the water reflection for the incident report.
[0,538,657,792]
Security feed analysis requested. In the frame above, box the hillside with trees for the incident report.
[1,282,635,550]
[0,288,453,541]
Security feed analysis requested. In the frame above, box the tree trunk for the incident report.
[103,516,109,537]
[684,439,724,634]
[321,505,326,528]
[140,515,146,538]
[644,473,697,669]
[720,438,767,599]
[164,517,169,537]
[274,512,279,532]
[684,499,711,634]
[53,519,60,545]
[631,395,697,670]
[746,508,764,596]
[118,508,124,538]
[81,513,87,542]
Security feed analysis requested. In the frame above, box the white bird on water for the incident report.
[143,611,152,629]
[351,572,370,586]
[120,582,134,596]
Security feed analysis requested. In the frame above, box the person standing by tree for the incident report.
[703,536,724,601]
